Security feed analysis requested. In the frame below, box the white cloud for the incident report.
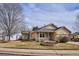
[23,4,79,32]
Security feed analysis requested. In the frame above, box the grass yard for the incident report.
[0,41,79,50]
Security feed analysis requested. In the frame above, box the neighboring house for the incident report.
[0,31,3,40]
[0,30,22,40]
[0,31,8,40]
[10,33,22,40]
[3,32,22,40]
[22,24,71,42]
[22,31,30,40]
[73,32,79,39]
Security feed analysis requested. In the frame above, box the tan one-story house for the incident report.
[22,24,71,42]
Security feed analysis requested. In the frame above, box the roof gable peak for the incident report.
[57,26,71,33]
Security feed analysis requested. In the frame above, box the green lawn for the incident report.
[0,41,79,50]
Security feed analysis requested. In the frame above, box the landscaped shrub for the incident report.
[31,38,35,41]
[17,36,22,41]
[59,36,70,43]
[72,38,79,42]
[18,36,29,41]
[1,41,9,43]
[40,41,56,46]
[0,40,9,43]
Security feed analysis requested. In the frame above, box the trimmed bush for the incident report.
[40,41,56,46]
[18,36,22,40]
[0,40,9,43]
[18,36,30,41]
[59,36,70,43]
[72,38,79,42]
[31,38,35,41]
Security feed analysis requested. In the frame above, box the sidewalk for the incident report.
[0,48,79,56]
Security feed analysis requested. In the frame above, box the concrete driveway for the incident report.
[0,48,79,56]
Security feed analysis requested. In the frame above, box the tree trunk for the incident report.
[8,35,10,41]
[2,32,5,41]
[7,33,11,41]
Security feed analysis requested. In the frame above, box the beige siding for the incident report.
[49,32,54,40]
[31,32,38,41]
[40,25,57,30]
[43,25,56,29]
[54,28,70,40]
[55,28,70,34]
[38,32,49,41]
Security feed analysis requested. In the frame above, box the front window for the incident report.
[40,33,45,38]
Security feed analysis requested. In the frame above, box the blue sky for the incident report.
[21,3,79,32]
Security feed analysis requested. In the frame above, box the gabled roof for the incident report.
[35,29,56,32]
[33,23,58,32]
[32,24,71,33]
[56,26,71,33]
[22,23,71,33]
[39,23,58,29]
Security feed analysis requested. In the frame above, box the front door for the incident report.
[49,32,54,41]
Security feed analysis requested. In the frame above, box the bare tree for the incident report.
[74,14,79,32]
[20,22,30,32]
[0,3,25,41]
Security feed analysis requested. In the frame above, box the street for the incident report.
[0,48,79,56]
[0,53,19,56]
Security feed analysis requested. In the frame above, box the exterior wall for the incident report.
[31,32,57,42]
[31,32,38,41]
[31,32,50,42]
[38,32,49,42]
[49,32,54,40]
[55,29,70,35]
[22,34,29,40]
[54,28,70,41]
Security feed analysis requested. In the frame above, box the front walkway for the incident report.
[0,48,79,56]
[68,41,79,45]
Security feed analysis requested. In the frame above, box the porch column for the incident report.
[38,32,40,42]
[48,32,49,40]
[35,32,38,41]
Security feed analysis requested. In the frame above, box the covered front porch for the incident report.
[37,32,55,42]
